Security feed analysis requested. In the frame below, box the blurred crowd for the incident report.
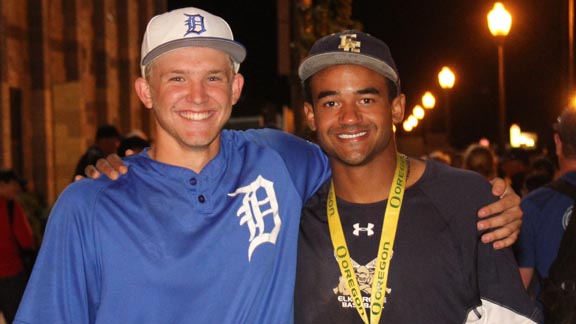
[1,124,152,322]
[425,106,576,324]
[425,143,556,197]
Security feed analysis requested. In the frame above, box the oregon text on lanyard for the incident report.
[327,153,408,324]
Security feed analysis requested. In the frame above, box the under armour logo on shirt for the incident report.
[353,223,375,236]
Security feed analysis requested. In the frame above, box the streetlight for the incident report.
[438,66,456,142]
[403,120,414,132]
[413,105,425,120]
[422,91,436,109]
[407,115,419,129]
[487,2,512,154]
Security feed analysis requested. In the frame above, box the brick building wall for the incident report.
[0,0,165,205]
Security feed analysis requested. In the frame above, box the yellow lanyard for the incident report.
[327,153,408,324]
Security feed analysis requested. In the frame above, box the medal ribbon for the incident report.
[327,153,408,324]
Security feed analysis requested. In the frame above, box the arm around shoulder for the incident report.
[242,128,331,199]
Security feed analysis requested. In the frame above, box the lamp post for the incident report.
[421,91,435,148]
[569,0,574,94]
[438,66,456,142]
[487,2,512,154]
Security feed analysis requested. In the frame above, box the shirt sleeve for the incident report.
[243,128,331,201]
[15,183,100,324]
[475,232,541,322]
[515,199,538,268]
[431,165,540,322]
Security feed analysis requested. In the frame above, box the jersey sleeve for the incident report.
[460,174,540,322]
[242,128,331,201]
[472,244,541,322]
[15,182,101,324]
[430,164,540,323]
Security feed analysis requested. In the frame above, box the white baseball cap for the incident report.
[140,7,246,76]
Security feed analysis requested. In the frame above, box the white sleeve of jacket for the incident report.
[466,299,538,323]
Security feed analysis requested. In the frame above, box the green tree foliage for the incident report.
[288,0,363,137]
[296,0,363,60]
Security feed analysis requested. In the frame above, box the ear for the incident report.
[390,94,406,125]
[304,102,317,131]
[554,133,563,157]
[231,73,245,105]
[135,77,153,109]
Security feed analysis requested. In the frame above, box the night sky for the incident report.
[167,0,571,151]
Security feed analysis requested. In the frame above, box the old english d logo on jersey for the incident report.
[228,175,281,261]
[183,14,206,35]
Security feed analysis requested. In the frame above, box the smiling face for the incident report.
[304,64,405,168]
[135,46,244,166]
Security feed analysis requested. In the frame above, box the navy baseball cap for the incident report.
[298,30,400,94]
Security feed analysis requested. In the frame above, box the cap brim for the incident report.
[141,37,246,66]
[298,52,399,84]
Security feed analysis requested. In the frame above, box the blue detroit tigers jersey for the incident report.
[15,129,330,324]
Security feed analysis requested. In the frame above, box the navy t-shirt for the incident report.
[296,159,539,323]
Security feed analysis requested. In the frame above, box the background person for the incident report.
[117,135,150,157]
[462,143,497,180]
[522,156,556,195]
[72,124,122,179]
[0,169,36,324]
[500,148,531,198]
[515,106,576,322]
